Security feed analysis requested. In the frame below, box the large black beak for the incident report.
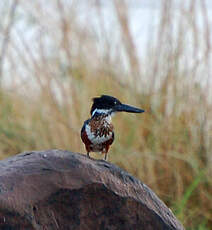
[114,104,145,113]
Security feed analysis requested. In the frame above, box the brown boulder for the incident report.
[0,150,184,230]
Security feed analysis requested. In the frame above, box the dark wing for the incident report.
[81,119,91,145]
[108,131,114,145]
[81,119,89,136]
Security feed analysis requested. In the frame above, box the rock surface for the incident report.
[0,150,184,230]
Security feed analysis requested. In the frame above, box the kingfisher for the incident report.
[81,95,145,161]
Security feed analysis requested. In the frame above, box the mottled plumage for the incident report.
[81,114,114,160]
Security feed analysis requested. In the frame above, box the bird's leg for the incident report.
[102,144,110,161]
[85,145,91,158]
[87,152,90,158]
[103,144,111,161]
[104,152,108,161]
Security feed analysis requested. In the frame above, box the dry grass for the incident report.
[0,0,211,229]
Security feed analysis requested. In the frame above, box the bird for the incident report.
[81,95,145,161]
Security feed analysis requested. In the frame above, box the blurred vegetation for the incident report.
[0,0,211,229]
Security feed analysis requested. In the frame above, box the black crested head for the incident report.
[90,95,121,115]
[90,95,145,116]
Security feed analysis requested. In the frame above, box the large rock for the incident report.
[0,150,184,230]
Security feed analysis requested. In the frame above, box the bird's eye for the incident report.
[114,101,117,105]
